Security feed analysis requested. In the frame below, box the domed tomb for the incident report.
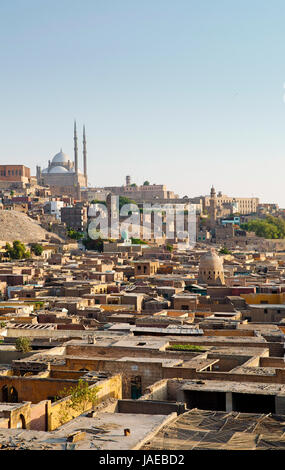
[198,249,225,285]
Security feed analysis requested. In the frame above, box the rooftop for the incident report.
[0,412,173,450]
[142,409,285,450]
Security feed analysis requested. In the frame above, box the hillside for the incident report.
[0,210,61,244]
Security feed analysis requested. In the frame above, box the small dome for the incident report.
[49,166,69,174]
[52,150,70,164]
[198,249,225,286]
[199,249,223,271]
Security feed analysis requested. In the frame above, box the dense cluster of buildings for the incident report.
[0,230,284,449]
[0,126,285,450]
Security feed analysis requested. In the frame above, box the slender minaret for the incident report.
[83,125,87,185]
[210,185,217,230]
[74,120,78,175]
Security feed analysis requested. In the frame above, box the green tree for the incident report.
[143,181,150,186]
[241,216,285,239]
[67,229,84,240]
[119,196,137,210]
[131,238,147,245]
[15,337,32,353]
[166,244,173,252]
[57,379,100,414]
[31,243,44,256]
[90,199,107,206]
[219,247,232,255]
[5,241,31,260]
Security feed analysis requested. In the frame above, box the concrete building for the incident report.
[0,165,31,191]
[60,203,88,232]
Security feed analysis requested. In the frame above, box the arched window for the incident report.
[16,414,26,429]
[10,387,18,403]
[2,385,8,402]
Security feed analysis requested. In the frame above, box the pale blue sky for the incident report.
[1,0,285,205]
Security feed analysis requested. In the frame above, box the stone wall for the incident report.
[48,374,122,431]
[30,401,48,431]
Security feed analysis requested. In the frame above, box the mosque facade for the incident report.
[36,122,87,198]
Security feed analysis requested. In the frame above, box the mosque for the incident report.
[36,122,88,198]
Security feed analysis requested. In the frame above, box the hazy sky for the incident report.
[1,0,285,206]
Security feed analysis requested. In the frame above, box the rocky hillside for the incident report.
[0,210,61,244]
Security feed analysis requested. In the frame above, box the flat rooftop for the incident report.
[116,357,183,367]
[0,413,173,450]
[180,379,285,396]
[110,337,169,350]
[249,304,285,309]
[0,403,25,412]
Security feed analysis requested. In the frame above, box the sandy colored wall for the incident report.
[48,374,122,431]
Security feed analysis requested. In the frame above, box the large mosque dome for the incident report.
[37,122,88,198]
[52,150,70,164]
[198,249,225,286]
[49,166,69,174]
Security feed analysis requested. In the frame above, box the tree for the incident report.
[219,247,232,255]
[90,199,107,206]
[241,216,285,239]
[166,244,173,252]
[67,229,84,240]
[57,379,100,415]
[143,181,150,186]
[15,337,32,353]
[5,241,31,260]
[119,196,137,210]
[31,243,43,256]
[131,238,147,245]
[82,236,104,252]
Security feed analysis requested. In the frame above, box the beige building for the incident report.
[133,260,159,276]
[104,176,178,202]
[204,190,259,215]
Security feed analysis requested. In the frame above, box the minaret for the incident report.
[83,125,87,186]
[74,120,78,175]
[210,185,217,229]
